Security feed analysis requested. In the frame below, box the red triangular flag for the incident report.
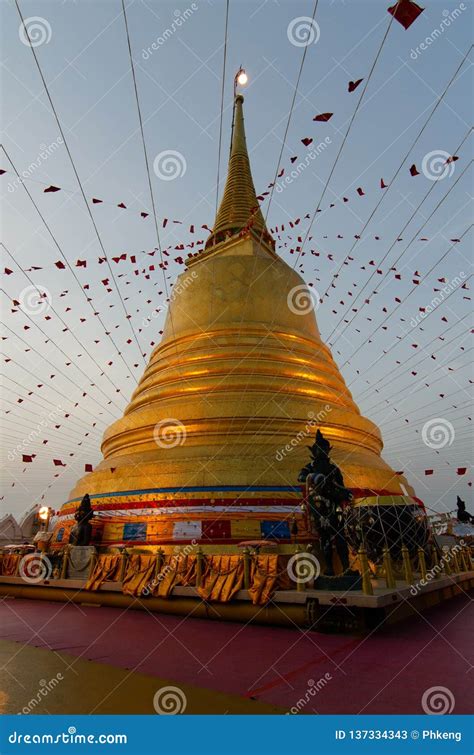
[348,78,363,93]
[313,113,333,122]
[388,0,424,29]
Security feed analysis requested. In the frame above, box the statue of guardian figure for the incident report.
[69,493,94,546]
[298,430,353,576]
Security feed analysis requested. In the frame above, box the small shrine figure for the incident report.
[69,494,94,546]
[298,430,354,576]
[456,496,474,525]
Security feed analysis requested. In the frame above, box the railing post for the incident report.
[196,547,204,588]
[358,546,373,596]
[383,546,396,589]
[88,550,97,580]
[430,546,440,578]
[417,547,427,581]
[155,548,164,576]
[60,546,69,580]
[401,545,413,584]
[295,545,306,592]
[243,547,251,590]
[451,548,460,574]
[442,547,452,576]
[119,548,128,582]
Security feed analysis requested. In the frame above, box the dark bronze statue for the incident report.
[456,496,474,524]
[298,430,353,576]
[69,494,94,546]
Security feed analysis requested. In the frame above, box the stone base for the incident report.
[314,573,362,591]
[66,546,96,580]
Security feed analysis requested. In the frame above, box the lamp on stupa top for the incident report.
[50,87,427,558]
[234,66,248,95]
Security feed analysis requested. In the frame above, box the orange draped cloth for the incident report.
[197,555,244,602]
[248,555,290,605]
[153,554,197,598]
[85,553,122,591]
[1,554,20,576]
[122,553,156,597]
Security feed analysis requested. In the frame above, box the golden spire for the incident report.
[205,94,274,250]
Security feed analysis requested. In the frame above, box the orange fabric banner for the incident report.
[1,553,20,576]
[122,553,156,596]
[153,554,197,598]
[248,555,289,605]
[197,555,244,602]
[85,553,122,591]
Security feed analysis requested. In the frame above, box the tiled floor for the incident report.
[0,594,472,714]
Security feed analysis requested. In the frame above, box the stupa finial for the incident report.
[205,94,274,250]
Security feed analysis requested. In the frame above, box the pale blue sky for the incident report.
[1,0,472,520]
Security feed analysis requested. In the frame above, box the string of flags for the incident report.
[5,0,473,500]
[17,452,469,481]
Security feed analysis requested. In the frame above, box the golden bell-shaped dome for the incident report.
[58,94,415,547]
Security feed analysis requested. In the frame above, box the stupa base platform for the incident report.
[1,570,472,634]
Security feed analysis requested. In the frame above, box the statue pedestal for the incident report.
[314,573,362,592]
[67,546,96,579]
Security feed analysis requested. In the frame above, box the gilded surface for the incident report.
[63,94,415,523]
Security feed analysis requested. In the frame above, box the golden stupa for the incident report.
[52,94,417,549]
